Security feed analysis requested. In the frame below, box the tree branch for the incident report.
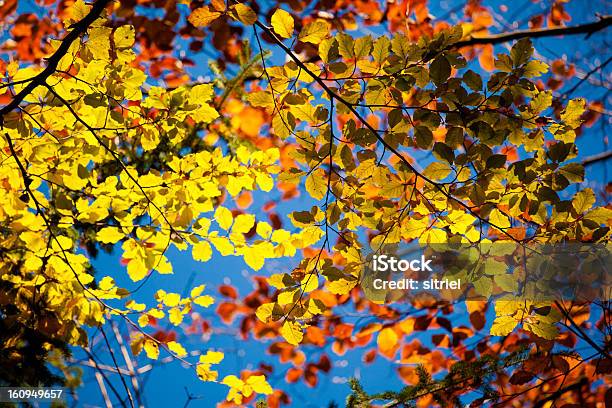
[0,0,112,123]
[454,15,611,49]
[582,150,612,166]
[533,377,588,408]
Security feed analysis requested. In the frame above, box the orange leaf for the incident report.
[377,327,398,353]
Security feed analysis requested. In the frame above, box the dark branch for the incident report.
[0,0,112,123]
[533,378,588,408]
[454,15,611,48]
[582,150,612,166]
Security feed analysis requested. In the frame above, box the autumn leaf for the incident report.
[281,320,304,345]
[377,327,398,353]
[490,315,518,336]
[298,21,329,44]
[189,6,222,27]
[229,3,257,25]
[271,9,294,39]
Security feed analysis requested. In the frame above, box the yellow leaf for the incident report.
[188,6,222,27]
[163,293,181,307]
[243,247,265,271]
[256,221,273,238]
[256,173,274,192]
[197,363,219,381]
[585,207,612,224]
[377,327,398,352]
[247,91,275,108]
[200,350,224,364]
[97,227,125,244]
[167,341,187,357]
[190,284,206,298]
[233,214,255,234]
[305,170,327,200]
[64,0,91,25]
[189,83,214,103]
[299,21,329,45]
[271,9,294,39]
[328,278,357,295]
[138,314,149,327]
[572,188,595,213]
[300,274,319,293]
[125,300,146,312]
[246,375,273,395]
[127,258,148,282]
[560,98,586,128]
[113,25,135,48]
[524,321,559,340]
[215,206,233,230]
[86,27,112,61]
[144,340,159,360]
[423,161,451,181]
[98,276,115,291]
[192,240,213,262]
[169,307,183,325]
[229,3,257,25]
[489,208,511,230]
[194,295,214,307]
[210,236,234,256]
[256,302,284,323]
[490,315,518,336]
[190,104,219,123]
[222,374,244,389]
[280,320,303,345]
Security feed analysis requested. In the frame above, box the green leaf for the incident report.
[558,162,584,183]
[430,55,451,85]
[372,36,390,65]
[510,38,533,67]
[463,70,482,91]
[415,126,433,149]
[354,35,373,59]
[336,32,354,59]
